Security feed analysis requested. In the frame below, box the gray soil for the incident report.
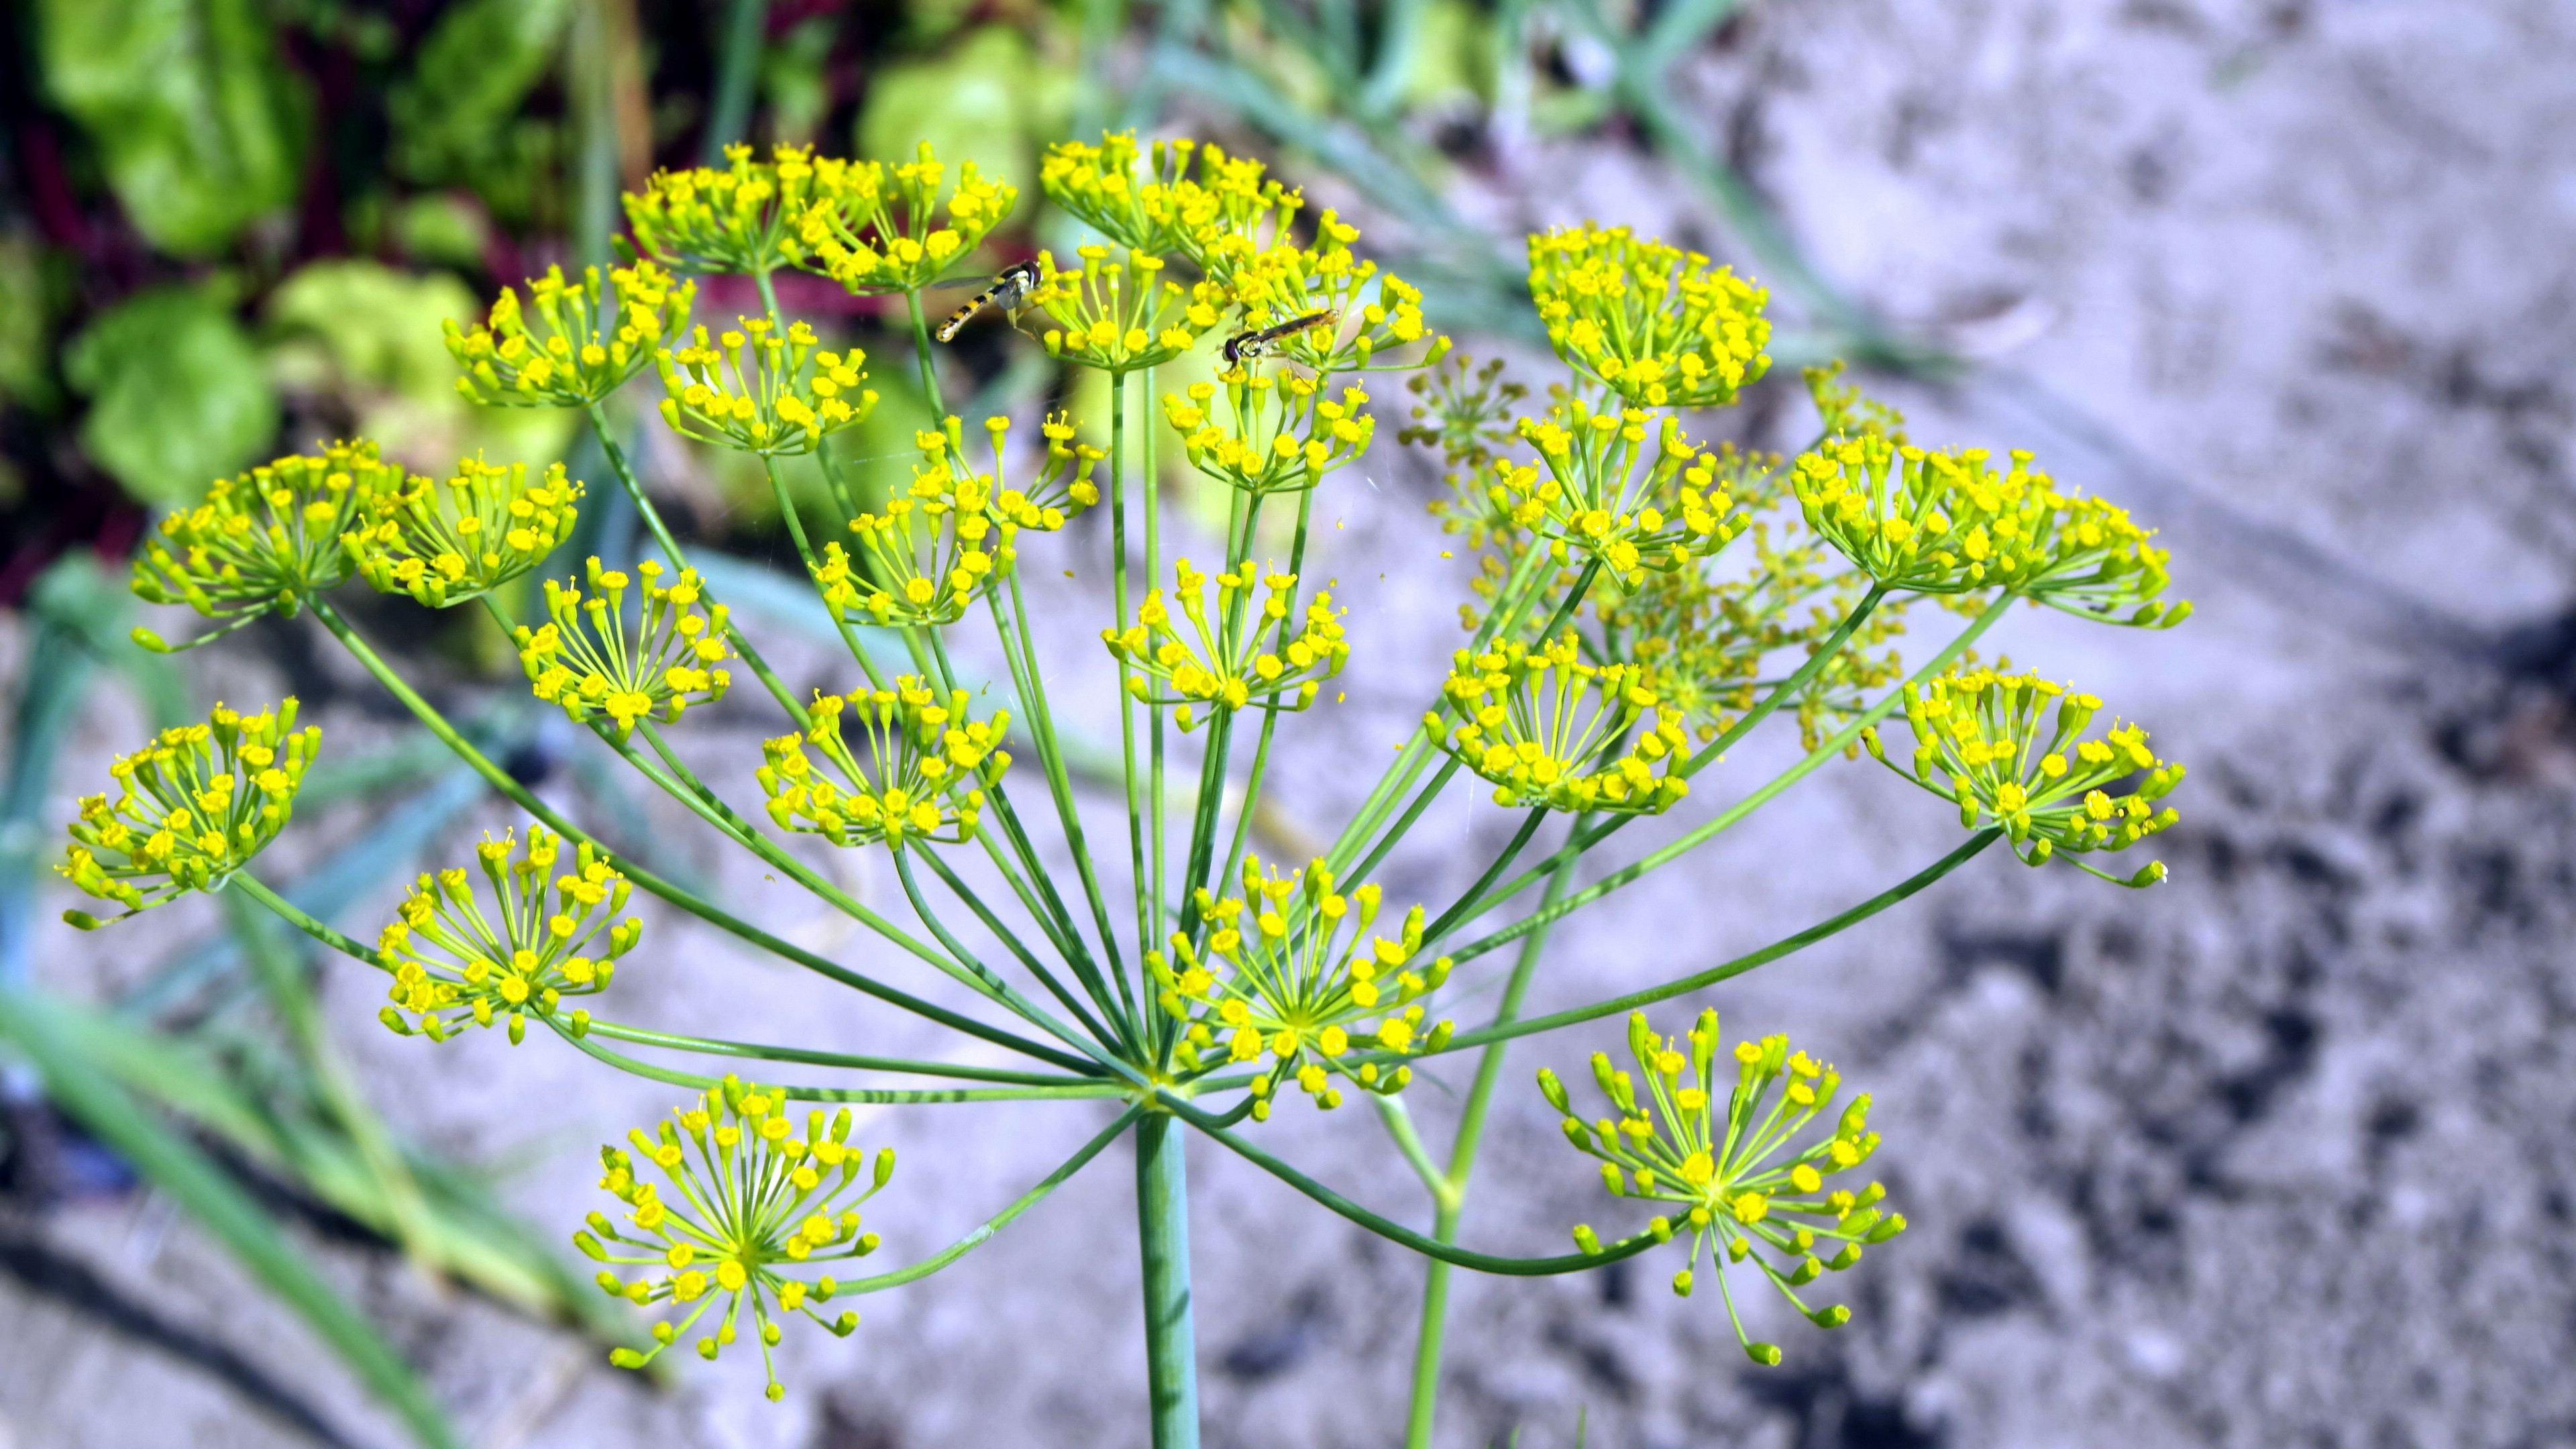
[6,1,2575,1446]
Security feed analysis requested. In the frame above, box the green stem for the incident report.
[552,1026,1125,1102]
[1110,370,1151,971]
[1162,1095,1662,1273]
[1430,830,2001,1057]
[998,575,1138,1008]
[1400,842,1581,1449]
[304,596,1097,1073]
[843,1108,1143,1294]
[914,845,1124,1051]
[231,871,1108,1096]
[612,722,1073,1049]
[904,288,948,419]
[1136,1113,1201,1449]
[889,849,1144,1083]
[581,1019,1097,1085]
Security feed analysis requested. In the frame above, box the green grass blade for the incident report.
[0,985,464,1449]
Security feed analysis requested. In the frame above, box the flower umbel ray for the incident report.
[515,557,734,740]
[60,698,318,927]
[130,441,405,650]
[352,455,582,609]
[1102,557,1348,731]
[375,826,642,1045]
[1864,666,2184,886]
[757,679,1012,849]
[1426,634,1691,815]
[1152,857,1454,1117]
[582,1075,894,1401]
[1544,1010,1903,1365]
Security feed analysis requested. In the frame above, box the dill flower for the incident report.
[1424,635,1691,814]
[757,680,1010,849]
[60,699,318,928]
[1544,1010,1902,1366]
[655,317,877,457]
[626,143,821,276]
[374,826,641,1044]
[1862,667,2184,885]
[1167,142,1306,284]
[1527,225,1772,409]
[1493,402,1744,585]
[812,415,1101,628]
[445,261,694,408]
[1036,131,1199,257]
[1151,857,1454,1115]
[582,1075,893,1400]
[1025,246,1224,374]
[1223,217,1443,372]
[130,441,404,651]
[790,143,1019,296]
[1100,559,1348,731]
[1790,437,2190,626]
[515,557,734,741]
[1160,372,1375,497]
[351,456,582,608]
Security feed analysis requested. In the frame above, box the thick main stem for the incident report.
[1134,1114,1201,1449]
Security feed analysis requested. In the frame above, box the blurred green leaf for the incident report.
[266,258,574,473]
[266,260,479,402]
[62,285,277,506]
[0,986,464,1449]
[36,0,309,256]
[390,194,493,272]
[387,0,575,221]
[0,231,54,412]
[858,25,1069,202]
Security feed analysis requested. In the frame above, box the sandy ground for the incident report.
[6,1,2575,1446]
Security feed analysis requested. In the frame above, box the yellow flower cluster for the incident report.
[1494,403,1744,584]
[1545,1010,1901,1366]
[812,414,1101,627]
[1101,559,1348,731]
[1026,246,1224,373]
[1790,436,2190,625]
[60,699,318,927]
[1528,225,1772,409]
[1151,857,1454,1115]
[790,142,1019,297]
[130,442,403,649]
[655,317,875,456]
[515,557,733,740]
[1425,635,1691,814]
[755,680,1012,849]
[582,1076,892,1400]
[1035,131,1201,256]
[626,143,820,276]
[1224,212,1440,372]
[1038,133,1305,284]
[352,456,581,608]
[1161,372,1375,497]
[446,262,693,409]
[375,827,641,1044]
[1863,668,2184,885]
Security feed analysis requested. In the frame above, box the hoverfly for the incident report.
[933,260,1043,343]
[1221,311,1337,366]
